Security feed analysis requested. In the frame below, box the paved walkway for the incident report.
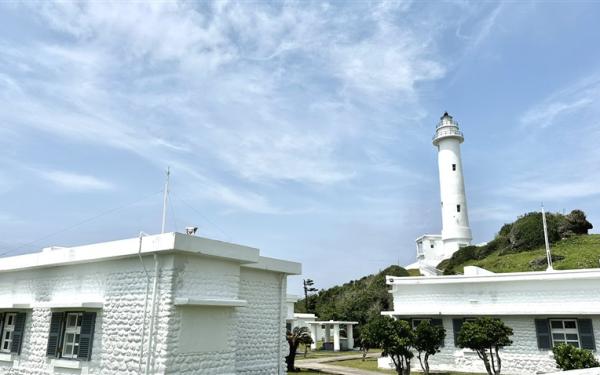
[296,352,385,375]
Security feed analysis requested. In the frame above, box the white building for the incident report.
[380,267,600,374]
[409,112,473,275]
[0,232,300,374]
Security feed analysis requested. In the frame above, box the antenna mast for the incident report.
[161,167,170,234]
[541,203,553,271]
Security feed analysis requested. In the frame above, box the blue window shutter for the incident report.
[431,319,445,347]
[452,318,463,347]
[578,319,596,351]
[78,312,97,361]
[46,312,64,357]
[534,319,552,350]
[10,313,26,355]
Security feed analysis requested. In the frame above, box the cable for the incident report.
[0,190,163,258]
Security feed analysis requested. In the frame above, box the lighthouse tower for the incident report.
[409,112,473,275]
[433,112,472,257]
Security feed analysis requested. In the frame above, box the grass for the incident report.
[407,268,422,276]
[445,234,600,274]
[332,357,485,375]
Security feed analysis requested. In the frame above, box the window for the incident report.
[62,313,82,359]
[430,244,434,249]
[0,312,26,355]
[452,164,456,171]
[550,319,580,348]
[1,313,15,353]
[457,204,461,213]
[46,311,97,361]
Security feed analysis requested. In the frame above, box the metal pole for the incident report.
[542,203,553,271]
[161,167,170,234]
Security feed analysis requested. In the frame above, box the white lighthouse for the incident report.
[409,112,472,275]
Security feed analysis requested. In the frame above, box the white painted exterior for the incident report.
[409,113,472,273]
[380,268,600,374]
[0,232,300,374]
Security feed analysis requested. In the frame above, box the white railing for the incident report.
[433,129,463,140]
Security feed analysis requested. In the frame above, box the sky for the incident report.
[1,1,600,295]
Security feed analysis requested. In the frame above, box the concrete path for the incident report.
[295,352,385,375]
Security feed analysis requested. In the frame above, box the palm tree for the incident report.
[286,326,313,372]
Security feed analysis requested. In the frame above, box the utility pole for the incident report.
[541,203,553,271]
[303,279,317,313]
[161,167,170,234]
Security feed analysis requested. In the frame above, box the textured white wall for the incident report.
[378,317,600,375]
[0,252,289,375]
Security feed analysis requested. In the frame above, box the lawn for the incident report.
[331,357,485,375]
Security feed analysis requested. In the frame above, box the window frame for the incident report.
[61,312,83,359]
[550,319,581,348]
[0,312,16,353]
[452,164,456,171]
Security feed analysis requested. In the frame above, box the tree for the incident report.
[286,326,313,372]
[303,279,317,312]
[371,317,415,375]
[359,316,386,361]
[562,209,593,236]
[553,343,600,370]
[457,318,513,375]
[414,321,446,375]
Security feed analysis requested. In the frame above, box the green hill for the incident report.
[439,234,600,274]
[438,209,600,274]
[295,265,409,327]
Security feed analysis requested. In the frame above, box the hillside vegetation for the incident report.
[438,209,600,274]
[295,265,409,328]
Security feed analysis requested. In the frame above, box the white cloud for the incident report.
[0,1,450,212]
[520,75,600,128]
[36,170,114,191]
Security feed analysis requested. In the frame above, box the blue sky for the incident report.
[1,1,600,295]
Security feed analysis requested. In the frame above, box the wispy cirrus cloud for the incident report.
[0,1,451,213]
[520,75,600,128]
[35,170,114,192]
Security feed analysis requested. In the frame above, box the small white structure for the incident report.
[409,112,473,274]
[307,321,357,352]
[380,267,600,374]
[285,295,318,333]
[0,232,300,374]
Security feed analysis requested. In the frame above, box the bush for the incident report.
[553,343,600,370]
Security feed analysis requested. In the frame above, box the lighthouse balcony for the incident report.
[432,128,464,144]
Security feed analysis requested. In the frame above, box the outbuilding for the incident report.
[380,266,600,374]
[0,232,300,374]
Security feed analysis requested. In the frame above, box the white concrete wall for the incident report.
[234,268,286,375]
[378,316,600,375]
[0,255,176,375]
[0,252,290,375]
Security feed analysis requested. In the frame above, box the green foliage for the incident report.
[360,315,388,360]
[414,321,446,375]
[296,265,410,338]
[370,317,414,375]
[457,318,513,375]
[286,326,314,372]
[439,209,597,274]
[553,343,600,370]
[561,210,594,236]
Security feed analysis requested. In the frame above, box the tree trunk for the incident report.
[424,353,430,375]
[493,346,502,375]
[286,341,300,372]
[478,350,493,375]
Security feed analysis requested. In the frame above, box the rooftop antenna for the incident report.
[161,167,170,234]
[541,203,553,271]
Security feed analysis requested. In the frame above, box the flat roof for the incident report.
[0,232,301,275]
[387,267,600,285]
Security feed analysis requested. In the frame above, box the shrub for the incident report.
[553,343,600,370]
